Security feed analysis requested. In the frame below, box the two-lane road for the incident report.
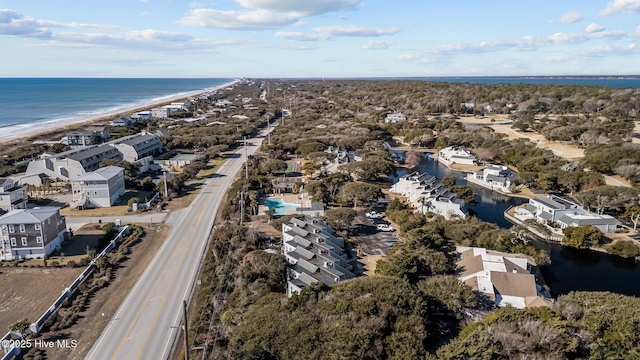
[86,129,271,359]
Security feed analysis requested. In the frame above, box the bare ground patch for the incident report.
[0,267,83,332]
[32,223,172,360]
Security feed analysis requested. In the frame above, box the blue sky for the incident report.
[1,0,639,77]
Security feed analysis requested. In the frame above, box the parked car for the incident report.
[377,224,395,232]
[366,211,383,219]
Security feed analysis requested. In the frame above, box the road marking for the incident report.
[134,208,206,359]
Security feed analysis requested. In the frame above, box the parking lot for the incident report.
[352,199,398,256]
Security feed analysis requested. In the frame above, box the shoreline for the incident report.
[0,79,240,146]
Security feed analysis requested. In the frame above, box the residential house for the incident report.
[132,111,152,120]
[155,154,203,167]
[456,246,551,309]
[438,146,478,166]
[0,178,28,213]
[108,133,163,172]
[323,146,362,174]
[66,127,110,147]
[151,107,171,119]
[70,166,125,209]
[390,171,467,220]
[282,217,360,297]
[385,112,407,123]
[0,207,67,260]
[513,195,620,233]
[467,165,517,193]
[23,144,122,184]
[110,116,135,127]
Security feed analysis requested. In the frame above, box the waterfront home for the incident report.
[385,112,406,123]
[151,107,171,119]
[0,178,27,213]
[438,146,478,166]
[324,146,362,174]
[22,144,122,184]
[282,217,360,297]
[456,246,552,309]
[390,171,467,220]
[514,195,620,233]
[110,116,135,127]
[70,166,125,209]
[22,133,162,184]
[66,127,110,147]
[0,207,67,260]
[467,164,517,193]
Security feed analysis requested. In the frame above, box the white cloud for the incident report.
[0,9,52,37]
[549,11,583,23]
[634,25,640,37]
[362,40,395,49]
[178,0,359,30]
[312,25,400,37]
[600,0,640,16]
[177,8,299,30]
[141,12,151,16]
[586,22,605,33]
[276,25,401,41]
[235,0,358,16]
[276,31,327,41]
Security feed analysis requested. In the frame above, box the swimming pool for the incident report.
[265,198,300,216]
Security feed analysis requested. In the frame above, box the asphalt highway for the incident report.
[85,128,271,360]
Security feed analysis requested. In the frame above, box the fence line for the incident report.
[19,225,131,344]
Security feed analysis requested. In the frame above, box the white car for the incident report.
[377,224,395,232]
[366,211,383,219]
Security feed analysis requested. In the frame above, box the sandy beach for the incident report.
[0,79,239,147]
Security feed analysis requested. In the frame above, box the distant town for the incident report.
[2,79,640,359]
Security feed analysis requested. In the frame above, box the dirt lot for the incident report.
[32,223,172,360]
[0,267,83,333]
[360,255,383,276]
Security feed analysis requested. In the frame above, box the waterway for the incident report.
[393,155,640,298]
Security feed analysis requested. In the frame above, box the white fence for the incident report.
[1,225,130,359]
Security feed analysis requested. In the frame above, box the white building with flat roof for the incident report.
[438,146,478,166]
[467,164,517,193]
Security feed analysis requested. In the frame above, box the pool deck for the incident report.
[260,193,311,216]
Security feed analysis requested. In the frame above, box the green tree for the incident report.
[261,159,287,174]
[418,275,477,316]
[375,239,449,283]
[338,157,394,181]
[127,197,140,208]
[9,318,30,338]
[323,208,357,231]
[451,185,477,205]
[336,182,382,208]
[563,225,602,248]
[441,174,457,188]
[141,176,155,192]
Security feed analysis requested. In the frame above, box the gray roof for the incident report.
[539,211,553,221]
[111,133,159,147]
[0,207,59,225]
[524,204,537,213]
[533,196,567,210]
[57,144,118,162]
[558,215,620,226]
[289,217,307,228]
[72,166,123,182]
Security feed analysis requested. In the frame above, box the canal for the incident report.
[393,155,640,298]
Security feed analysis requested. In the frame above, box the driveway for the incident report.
[352,200,397,256]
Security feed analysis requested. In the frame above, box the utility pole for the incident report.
[244,136,249,180]
[267,117,271,145]
[163,169,169,198]
[239,191,244,225]
[183,300,189,360]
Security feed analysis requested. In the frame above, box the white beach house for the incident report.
[467,164,517,193]
[438,146,478,166]
[390,171,467,220]
[70,166,125,209]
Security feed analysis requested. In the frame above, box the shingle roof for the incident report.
[0,207,59,225]
[491,272,538,298]
[534,196,567,210]
[72,166,123,182]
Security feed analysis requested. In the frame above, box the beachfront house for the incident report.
[0,178,28,214]
[110,116,135,127]
[390,171,467,220]
[385,112,407,123]
[66,127,110,147]
[70,166,125,209]
[438,146,478,166]
[456,246,551,309]
[514,195,620,233]
[151,107,171,119]
[132,111,152,120]
[282,217,360,297]
[22,133,162,184]
[467,164,517,193]
[0,207,67,261]
[22,144,123,184]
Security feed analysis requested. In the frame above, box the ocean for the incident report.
[1,77,639,140]
[0,78,234,139]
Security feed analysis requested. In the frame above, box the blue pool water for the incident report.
[265,198,300,216]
